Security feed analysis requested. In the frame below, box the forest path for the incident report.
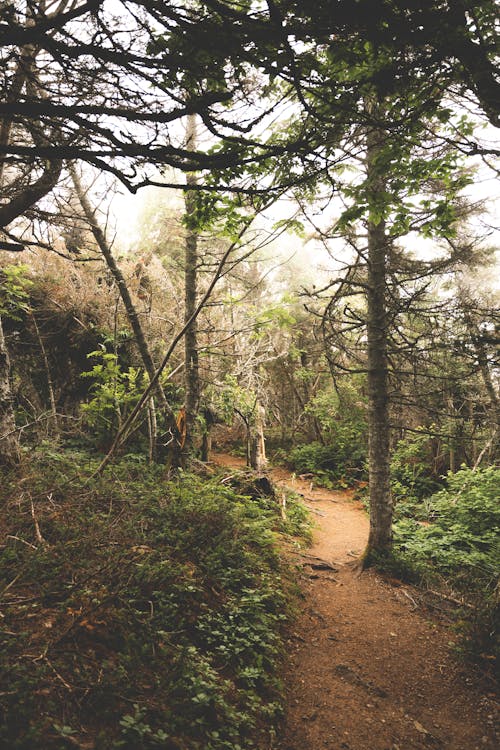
[212,453,498,750]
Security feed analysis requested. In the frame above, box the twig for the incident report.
[471,428,498,471]
[401,588,418,609]
[0,410,58,439]
[427,588,474,609]
[44,657,73,691]
[6,535,37,550]
[451,428,498,506]
[0,572,22,597]
[30,310,58,434]
[30,498,46,545]
[219,473,237,484]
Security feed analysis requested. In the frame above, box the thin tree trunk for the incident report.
[277,353,324,443]
[462,303,500,457]
[183,114,201,457]
[249,400,267,472]
[0,38,63,229]
[447,396,457,472]
[0,48,30,187]
[244,419,251,467]
[147,397,157,462]
[280,381,287,445]
[30,311,58,435]
[0,313,20,466]
[0,59,25,465]
[201,424,212,462]
[363,123,393,562]
[469,400,477,465]
[70,164,179,444]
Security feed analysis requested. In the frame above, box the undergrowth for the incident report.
[388,466,499,670]
[279,440,366,489]
[0,446,309,749]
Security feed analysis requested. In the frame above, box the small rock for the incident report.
[414,720,429,734]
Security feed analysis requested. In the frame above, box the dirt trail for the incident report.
[212,453,498,750]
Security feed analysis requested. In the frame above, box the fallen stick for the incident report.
[427,588,474,609]
[280,493,287,521]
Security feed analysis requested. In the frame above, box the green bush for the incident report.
[283,383,367,487]
[393,466,499,589]
[0,448,303,749]
[288,438,366,487]
[0,263,32,320]
[80,346,149,444]
[392,466,499,665]
[391,429,442,519]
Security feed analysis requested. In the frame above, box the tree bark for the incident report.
[0,54,27,465]
[364,123,393,561]
[183,114,201,456]
[462,305,500,438]
[0,37,63,228]
[249,400,267,472]
[0,313,20,466]
[201,428,212,462]
[0,159,63,228]
[147,397,157,462]
[31,310,58,435]
[0,45,30,188]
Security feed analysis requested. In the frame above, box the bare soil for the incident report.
[212,453,498,750]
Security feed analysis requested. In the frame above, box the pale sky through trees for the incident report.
[110,136,499,293]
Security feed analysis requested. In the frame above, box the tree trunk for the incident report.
[469,400,477,465]
[147,397,157,462]
[183,114,201,457]
[0,61,24,464]
[0,313,20,467]
[461,302,500,458]
[249,401,267,472]
[31,311,58,435]
[0,47,30,188]
[70,164,179,448]
[363,123,393,561]
[0,38,63,229]
[244,419,251,467]
[201,428,212,462]
[277,354,324,443]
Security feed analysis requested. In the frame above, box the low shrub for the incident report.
[391,430,442,520]
[287,440,366,488]
[391,465,500,667]
[393,466,499,589]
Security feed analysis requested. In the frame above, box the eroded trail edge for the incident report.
[212,453,498,750]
